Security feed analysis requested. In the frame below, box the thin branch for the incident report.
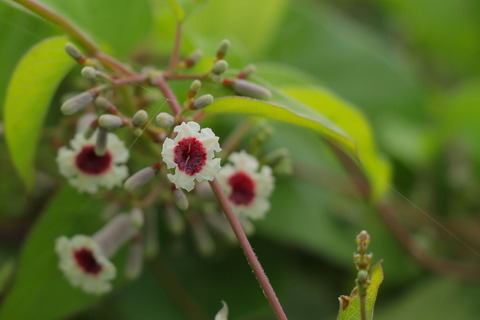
[209,179,288,320]
[153,76,182,116]
[167,22,183,72]
[13,0,99,54]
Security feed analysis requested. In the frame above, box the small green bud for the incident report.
[188,80,202,99]
[99,114,124,129]
[124,166,157,191]
[95,128,108,156]
[214,301,229,320]
[165,207,185,235]
[357,270,369,283]
[61,91,94,115]
[212,59,228,75]
[216,39,230,60]
[95,96,115,112]
[64,43,86,64]
[130,207,144,229]
[184,49,203,68]
[231,79,272,100]
[156,112,174,128]
[173,188,189,211]
[81,66,97,80]
[132,109,148,127]
[210,74,223,84]
[192,94,214,110]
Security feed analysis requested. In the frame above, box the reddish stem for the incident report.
[167,22,183,72]
[209,179,288,320]
[153,76,182,116]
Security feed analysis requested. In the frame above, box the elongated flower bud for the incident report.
[95,96,118,114]
[99,114,124,130]
[173,188,189,211]
[95,128,108,156]
[214,301,229,320]
[165,207,185,235]
[125,241,143,280]
[145,210,159,257]
[184,49,203,68]
[124,165,159,191]
[156,112,174,128]
[132,110,148,127]
[192,220,215,256]
[216,39,230,60]
[237,64,256,79]
[191,94,214,110]
[228,79,272,100]
[65,43,87,64]
[212,60,228,75]
[61,91,94,115]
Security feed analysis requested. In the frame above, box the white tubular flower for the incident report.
[55,235,116,295]
[56,132,129,193]
[162,122,221,191]
[218,151,274,220]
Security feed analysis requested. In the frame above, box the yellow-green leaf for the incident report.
[337,261,384,320]
[4,36,74,190]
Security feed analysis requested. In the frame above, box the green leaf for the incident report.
[337,261,384,320]
[167,0,208,21]
[0,186,106,320]
[281,86,391,199]
[4,36,74,190]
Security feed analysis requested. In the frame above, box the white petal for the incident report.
[168,171,196,191]
[161,138,177,168]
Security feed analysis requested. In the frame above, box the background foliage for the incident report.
[0,0,479,319]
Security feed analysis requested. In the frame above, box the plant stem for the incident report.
[13,0,99,53]
[209,179,288,320]
[167,22,183,71]
[153,76,182,116]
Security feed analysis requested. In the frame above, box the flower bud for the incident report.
[76,112,97,133]
[214,301,229,320]
[99,114,124,130]
[191,220,215,256]
[216,39,230,60]
[173,188,189,211]
[65,43,87,64]
[95,96,117,113]
[145,211,159,258]
[212,60,228,75]
[184,49,203,68]
[81,66,97,80]
[205,214,235,242]
[188,80,201,99]
[231,79,271,100]
[132,110,148,127]
[95,128,108,156]
[191,94,214,110]
[238,64,256,79]
[357,269,369,282]
[93,213,139,258]
[130,207,144,229]
[61,91,94,115]
[124,166,157,191]
[125,241,143,280]
[165,207,185,235]
[156,112,174,128]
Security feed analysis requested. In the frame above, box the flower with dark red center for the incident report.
[218,151,274,220]
[56,235,116,295]
[56,131,129,193]
[162,122,221,191]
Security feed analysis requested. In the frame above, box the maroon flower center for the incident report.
[73,248,102,275]
[75,145,112,175]
[173,137,207,176]
[228,171,256,206]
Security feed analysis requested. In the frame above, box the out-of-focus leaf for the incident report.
[168,0,208,21]
[282,86,391,198]
[0,186,106,320]
[266,1,426,127]
[184,0,290,59]
[375,277,480,320]
[40,0,153,56]
[337,261,384,320]
[0,1,54,105]
[4,36,74,190]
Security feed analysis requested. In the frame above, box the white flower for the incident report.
[162,122,221,191]
[55,235,116,295]
[56,132,129,193]
[218,151,274,220]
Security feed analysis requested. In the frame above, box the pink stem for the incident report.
[209,179,288,320]
[154,76,182,116]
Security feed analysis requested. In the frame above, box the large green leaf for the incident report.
[4,36,74,190]
[206,86,390,198]
[40,0,153,56]
[337,261,384,320]
[0,186,106,320]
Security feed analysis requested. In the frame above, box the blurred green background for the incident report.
[1,0,480,319]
